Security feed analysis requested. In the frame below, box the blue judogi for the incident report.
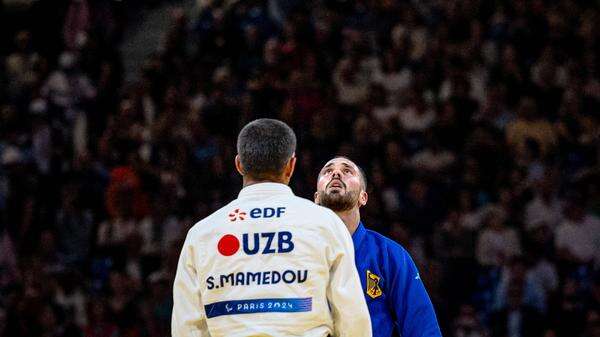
[352,222,443,337]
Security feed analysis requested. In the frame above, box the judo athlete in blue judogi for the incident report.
[315,157,443,337]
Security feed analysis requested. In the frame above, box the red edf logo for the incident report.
[228,208,247,221]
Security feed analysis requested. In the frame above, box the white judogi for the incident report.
[172,183,371,337]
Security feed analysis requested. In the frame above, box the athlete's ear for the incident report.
[284,153,297,178]
[359,190,368,207]
[314,191,320,204]
[235,155,245,176]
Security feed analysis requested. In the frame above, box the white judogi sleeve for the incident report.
[172,230,209,337]
[324,211,372,337]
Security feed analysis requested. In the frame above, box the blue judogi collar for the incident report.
[352,221,367,249]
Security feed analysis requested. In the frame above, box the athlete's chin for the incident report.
[326,188,345,196]
[322,203,354,212]
[320,198,353,212]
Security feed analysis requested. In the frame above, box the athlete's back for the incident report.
[172,183,370,336]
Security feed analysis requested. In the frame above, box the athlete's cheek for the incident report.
[347,176,362,188]
[317,175,329,188]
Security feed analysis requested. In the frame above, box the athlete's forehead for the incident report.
[321,157,359,172]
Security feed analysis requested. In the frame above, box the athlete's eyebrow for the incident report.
[340,163,355,170]
[319,163,337,177]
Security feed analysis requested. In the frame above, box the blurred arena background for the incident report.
[1,0,599,336]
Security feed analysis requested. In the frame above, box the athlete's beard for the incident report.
[316,189,360,212]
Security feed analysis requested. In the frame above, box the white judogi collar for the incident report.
[238,182,294,199]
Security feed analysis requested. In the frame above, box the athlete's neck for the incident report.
[242,176,289,188]
[335,208,361,234]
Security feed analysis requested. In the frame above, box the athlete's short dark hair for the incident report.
[237,119,297,179]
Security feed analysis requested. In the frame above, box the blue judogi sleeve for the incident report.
[387,245,442,337]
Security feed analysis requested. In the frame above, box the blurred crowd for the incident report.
[1,0,599,336]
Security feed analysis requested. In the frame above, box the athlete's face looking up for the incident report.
[315,158,367,212]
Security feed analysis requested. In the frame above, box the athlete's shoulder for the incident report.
[289,194,325,209]
[187,199,238,236]
[289,195,341,219]
[287,197,348,236]
[362,227,421,283]
[363,227,411,259]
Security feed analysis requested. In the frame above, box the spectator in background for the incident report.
[548,277,588,337]
[55,184,93,266]
[400,178,443,240]
[494,257,547,314]
[83,298,119,337]
[53,270,88,329]
[555,194,600,269]
[434,208,477,315]
[525,173,563,230]
[369,84,399,128]
[4,31,40,99]
[0,223,18,288]
[96,198,138,251]
[506,97,557,159]
[534,258,560,305]
[398,88,437,134]
[139,197,182,256]
[38,230,65,275]
[333,56,371,107]
[455,189,484,230]
[107,270,139,335]
[452,304,487,337]
[489,282,544,337]
[143,273,172,336]
[372,50,412,106]
[97,158,151,250]
[410,134,457,174]
[41,52,96,116]
[63,0,91,51]
[476,206,522,268]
